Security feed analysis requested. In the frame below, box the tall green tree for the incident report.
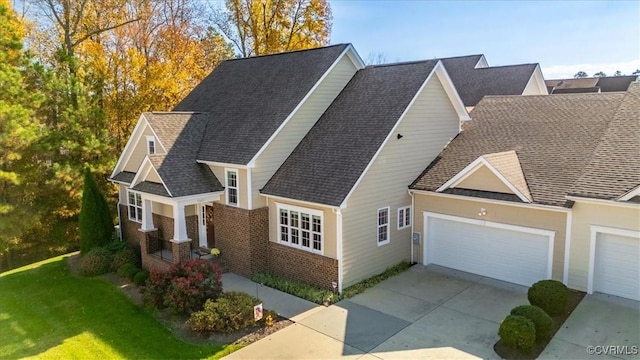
[79,168,113,253]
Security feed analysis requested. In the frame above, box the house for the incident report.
[437,54,548,110]
[546,75,638,94]
[410,82,639,300]
[110,43,471,291]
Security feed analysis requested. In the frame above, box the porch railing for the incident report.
[147,234,173,262]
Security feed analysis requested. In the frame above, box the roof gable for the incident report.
[438,151,532,202]
[172,44,351,165]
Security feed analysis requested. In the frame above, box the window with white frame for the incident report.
[226,169,238,206]
[398,206,411,229]
[146,136,156,155]
[278,204,323,254]
[128,191,142,223]
[377,207,390,245]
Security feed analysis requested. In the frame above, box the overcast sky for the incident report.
[330,0,639,79]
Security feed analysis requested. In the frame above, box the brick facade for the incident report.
[268,242,339,290]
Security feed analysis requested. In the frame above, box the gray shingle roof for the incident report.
[143,112,223,197]
[261,60,438,206]
[173,44,349,165]
[411,92,627,207]
[546,76,638,94]
[132,181,170,197]
[110,171,135,184]
[440,56,538,106]
[569,82,640,200]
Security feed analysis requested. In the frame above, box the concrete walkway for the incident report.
[222,267,640,360]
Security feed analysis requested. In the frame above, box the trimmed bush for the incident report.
[79,169,113,253]
[528,280,569,316]
[133,270,150,286]
[78,247,113,276]
[188,291,261,333]
[110,247,139,272]
[142,259,223,314]
[499,314,536,353]
[511,305,553,341]
[117,263,136,278]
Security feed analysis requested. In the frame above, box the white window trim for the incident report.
[398,205,411,230]
[146,135,156,155]
[276,203,324,255]
[127,190,142,223]
[225,168,239,207]
[377,206,390,246]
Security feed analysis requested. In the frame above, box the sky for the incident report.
[329,0,640,79]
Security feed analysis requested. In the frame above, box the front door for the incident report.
[206,205,215,248]
[198,204,207,248]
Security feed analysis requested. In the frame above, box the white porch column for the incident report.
[141,199,155,231]
[172,202,189,242]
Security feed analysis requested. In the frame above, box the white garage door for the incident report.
[593,232,640,301]
[424,213,553,287]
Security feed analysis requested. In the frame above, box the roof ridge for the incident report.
[366,59,438,68]
[225,43,349,62]
[474,63,538,70]
[437,54,484,60]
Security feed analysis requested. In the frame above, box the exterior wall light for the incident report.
[478,208,487,216]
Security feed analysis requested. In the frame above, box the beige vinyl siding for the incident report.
[252,55,358,208]
[209,165,249,209]
[152,202,173,217]
[568,201,640,291]
[341,75,460,287]
[454,166,515,194]
[145,168,162,183]
[413,192,567,281]
[266,197,338,259]
[522,68,548,95]
[123,125,155,172]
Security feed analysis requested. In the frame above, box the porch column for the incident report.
[141,199,155,231]
[172,203,189,242]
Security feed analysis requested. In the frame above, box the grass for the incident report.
[0,254,241,359]
[252,261,413,305]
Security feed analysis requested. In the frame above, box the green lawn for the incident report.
[0,254,240,359]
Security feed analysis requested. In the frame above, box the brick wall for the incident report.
[268,242,339,290]
[120,204,144,249]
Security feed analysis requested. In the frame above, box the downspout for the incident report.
[409,189,415,264]
[333,208,344,293]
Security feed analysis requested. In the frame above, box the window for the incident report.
[226,169,238,206]
[128,191,142,223]
[277,204,323,254]
[398,206,411,229]
[146,136,155,155]
[377,207,390,245]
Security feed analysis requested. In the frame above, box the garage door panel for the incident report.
[426,216,551,287]
[594,233,640,301]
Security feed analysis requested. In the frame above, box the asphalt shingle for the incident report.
[261,60,438,206]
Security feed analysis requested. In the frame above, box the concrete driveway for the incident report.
[224,266,640,359]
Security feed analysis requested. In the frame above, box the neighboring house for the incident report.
[546,75,638,94]
[437,54,548,110]
[410,82,639,300]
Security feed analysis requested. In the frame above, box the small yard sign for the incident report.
[253,303,263,322]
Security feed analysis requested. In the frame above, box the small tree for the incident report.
[594,71,607,77]
[573,71,588,78]
[79,168,113,253]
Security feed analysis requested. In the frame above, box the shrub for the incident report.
[188,291,261,333]
[133,270,150,286]
[110,247,139,271]
[252,273,328,304]
[528,280,569,316]
[499,314,536,353]
[142,259,223,314]
[79,169,113,253]
[78,247,113,276]
[511,305,553,341]
[117,263,137,278]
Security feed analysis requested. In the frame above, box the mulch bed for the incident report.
[493,289,586,359]
[67,254,293,346]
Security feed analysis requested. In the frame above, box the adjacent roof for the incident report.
[569,82,640,200]
[262,60,439,206]
[111,171,135,184]
[439,55,539,106]
[411,91,629,207]
[546,76,637,94]
[139,112,223,197]
[174,44,350,165]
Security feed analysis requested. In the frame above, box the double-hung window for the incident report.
[146,136,156,155]
[398,206,411,229]
[377,207,390,245]
[226,169,238,206]
[128,191,142,223]
[278,204,323,254]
